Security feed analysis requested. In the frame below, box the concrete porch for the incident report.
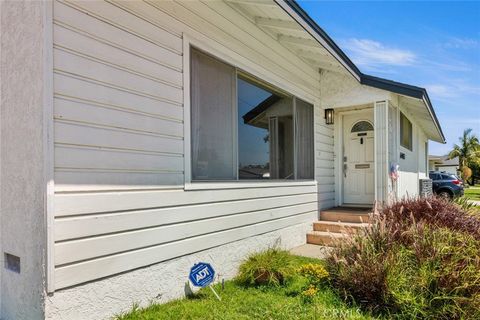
[306,207,371,246]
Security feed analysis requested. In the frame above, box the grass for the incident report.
[116,255,378,320]
[465,185,480,201]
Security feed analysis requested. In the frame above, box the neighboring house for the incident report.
[429,155,460,175]
[0,1,445,319]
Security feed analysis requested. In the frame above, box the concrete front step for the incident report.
[313,221,368,233]
[320,211,370,223]
[307,207,372,247]
[306,231,347,246]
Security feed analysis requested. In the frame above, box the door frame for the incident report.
[334,108,375,207]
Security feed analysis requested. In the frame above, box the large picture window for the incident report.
[191,49,236,180]
[190,48,314,181]
[400,112,413,151]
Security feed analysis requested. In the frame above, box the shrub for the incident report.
[236,248,294,287]
[327,197,480,319]
[385,227,480,319]
[284,274,311,297]
[378,196,480,240]
[327,219,392,312]
[300,285,318,303]
[297,263,329,286]
[284,264,330,302]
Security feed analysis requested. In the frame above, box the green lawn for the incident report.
[116,256,377,320]
[465,185,480,201]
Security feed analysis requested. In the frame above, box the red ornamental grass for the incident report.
[377,196,480,240]
[327,197,480,318]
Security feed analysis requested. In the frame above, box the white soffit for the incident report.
[399,96,443,143]
[224,0,349,75]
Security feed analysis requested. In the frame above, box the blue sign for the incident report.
[189,262,215,287]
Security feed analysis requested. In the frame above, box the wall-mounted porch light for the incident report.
[324,108,334,125]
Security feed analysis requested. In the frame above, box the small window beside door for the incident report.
[400,112,413,151]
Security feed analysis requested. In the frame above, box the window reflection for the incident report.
[238,78,293,179]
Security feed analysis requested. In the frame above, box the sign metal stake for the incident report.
[209,285,222,301]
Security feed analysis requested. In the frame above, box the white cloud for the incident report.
[425,84,457,99]
[425,79,480,100]
[443,37,479,49]
[426,61,471,72]
[340,38,416,71]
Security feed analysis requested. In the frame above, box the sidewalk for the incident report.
[290,244,332,259]
[468,200,480,206]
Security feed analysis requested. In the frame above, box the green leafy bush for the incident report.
[300,285,318,303]
[284,274,311,297]
[327,197,480,319]
[236,248,295,287]
[297,263,329,286]
[284,263,330,301]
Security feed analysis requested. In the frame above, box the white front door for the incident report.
[343,112,375,205]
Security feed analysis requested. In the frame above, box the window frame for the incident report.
[399,111,413,151]
[183,36,317,189]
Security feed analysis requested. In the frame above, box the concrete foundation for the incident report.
[45,222,310,320]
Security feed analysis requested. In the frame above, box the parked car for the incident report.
[429,171,464,199]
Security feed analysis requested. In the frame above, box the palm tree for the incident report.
[448,128,480,182]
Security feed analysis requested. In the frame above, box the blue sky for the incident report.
[299,0,480,155]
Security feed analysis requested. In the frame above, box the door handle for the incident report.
[343,164,347,177]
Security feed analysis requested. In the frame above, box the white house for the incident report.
[429,155,460,175]
[0,1,445,319]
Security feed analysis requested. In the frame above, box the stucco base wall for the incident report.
[1,1,48,319]
[45,222,311,320]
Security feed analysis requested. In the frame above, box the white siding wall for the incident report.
[315,108,335,209]
[418,129,428,178]
[53,0,184,188]
[51,0,331,290]
[397,105,429,198]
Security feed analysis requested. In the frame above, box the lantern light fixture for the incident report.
[324,108,334,125]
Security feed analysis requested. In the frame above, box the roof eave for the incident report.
[279,0,446,144]
[277,0,361,80]
[360,75,446,144]
[421,90,446,144]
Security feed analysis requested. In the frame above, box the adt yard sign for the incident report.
[189,262,215,287]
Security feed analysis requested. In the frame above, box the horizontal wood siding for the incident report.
[314,107,335,209]
[53,0,184,187]
[55,210,316,289]
[53,185,317,288]
[55,202,317,265]
[54,193,316,241]
[54,185,317,217]
[51,0,332,289]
